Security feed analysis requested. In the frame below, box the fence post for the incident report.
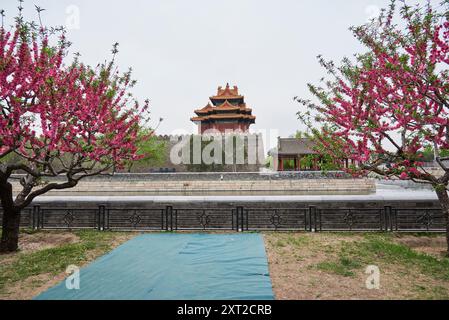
[98,205,106,231]
[166,206,173,231]
[391,206,397,232]
[384,206,392,232]
[32,205,40,230]
[236,206,244,232]
[308,206,317,232]
[38,206,44,230]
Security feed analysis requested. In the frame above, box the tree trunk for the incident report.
[435,187,449,257]
[0,206,21,253]
[0,179,21,254]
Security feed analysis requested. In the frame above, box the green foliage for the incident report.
[421,145,435,162]
[294,131,306,139]
[126,128,166,172]
[42,47,56,58]
[0,151,21,165]
[282,159,296,171]
[419,145,449,161]
[265,155,274,169]
[300,154,340,172]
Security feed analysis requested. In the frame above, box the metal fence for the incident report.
[0,205,446,232]
[316,208,387,232]
[0,208,33,228]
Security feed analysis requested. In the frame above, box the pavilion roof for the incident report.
[194,100,253,115]
[210,83,244,100]
[191,84,256,126]
[273,138,318,156]
[239,103,252,112]
[194,103,215,115]
[214,100,241,111]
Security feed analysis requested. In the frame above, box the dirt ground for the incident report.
[264,233,449,300]
[1,231,448,300]
[20,232,81,252]
[395,236,448,258]
[0,230,135,300]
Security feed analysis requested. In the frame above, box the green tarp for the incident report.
[35,233,274,300]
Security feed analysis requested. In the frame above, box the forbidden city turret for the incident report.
[191,84,256,134]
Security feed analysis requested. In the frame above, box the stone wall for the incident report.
[11,178,375,194]
[11,173,375,195]
[132,134,265,173]
[13,171,356,182]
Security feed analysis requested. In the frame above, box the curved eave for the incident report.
[210,95,244,100]
[194,110,211,115]
[194,115,256,121]
[214,106,240,112]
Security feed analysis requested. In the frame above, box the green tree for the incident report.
[126,128,166,172]
[300,154,340,172]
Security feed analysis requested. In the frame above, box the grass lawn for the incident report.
[0,229,135,300]
[0,230,448,300]
[264,232,449,300]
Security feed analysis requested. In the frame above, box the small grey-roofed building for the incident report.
[269,137,353,172]
[278,138,317,155]
[269,137,318,171]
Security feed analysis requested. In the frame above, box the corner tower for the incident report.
[191,84,256,134]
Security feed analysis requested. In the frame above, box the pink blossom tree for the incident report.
[297,0,449,254]
[0,6,149,253]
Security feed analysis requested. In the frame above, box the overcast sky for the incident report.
[2,0,440,140]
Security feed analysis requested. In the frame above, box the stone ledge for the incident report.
[12,178,376,194]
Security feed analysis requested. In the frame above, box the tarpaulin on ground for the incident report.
[35,233,274,300]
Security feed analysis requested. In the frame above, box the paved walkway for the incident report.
[35,234,274,300]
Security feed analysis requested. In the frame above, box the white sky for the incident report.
[2,0,441,141]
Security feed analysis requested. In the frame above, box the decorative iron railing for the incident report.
[391,208,446,232]
[105,208,165,231]
[239,208,310,232]
[0,205,446,232]
[316,208,387,232]
[172,208,235,231]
